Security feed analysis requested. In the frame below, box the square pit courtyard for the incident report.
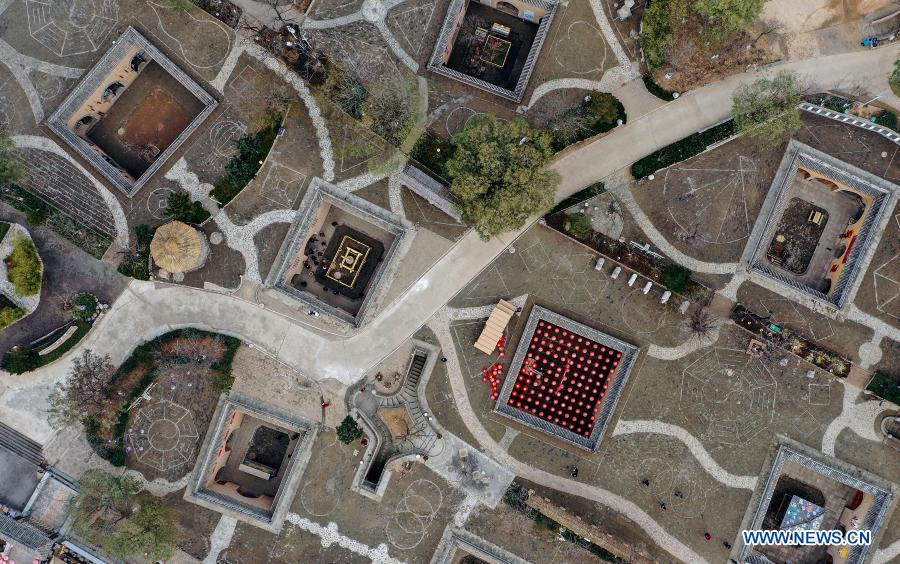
[494,305,639,452]
[736,440,896,564]
[47,26,217,196]
[428,0,558,102]
[266,178,413,327]
[184,394,315,532]
[742,140,900,310]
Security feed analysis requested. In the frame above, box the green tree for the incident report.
[0,136,25,187]
[336,415,363,444]
[732,72,802,147]
[164,191,209,224]
[640,0,674,69]
[660,264,692,293]
[696,0,766,37]
[106,497,181,561]
[71,471,180,562]
[563,212,593,240]
[445,115,559,239]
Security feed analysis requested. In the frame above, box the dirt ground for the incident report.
[762,0,895,59]
[632,135,783,264]
[120,87,193,152]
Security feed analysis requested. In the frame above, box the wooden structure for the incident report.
[526,492,655,564]
[474,299,516,354]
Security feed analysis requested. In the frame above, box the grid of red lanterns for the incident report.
[506,320,622,437]
[481,335,508,400]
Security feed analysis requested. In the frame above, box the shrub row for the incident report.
[632,120,736,179]
[549,182,605,215]
[210,112,284,205]
[549,93,626,152]
[642,74,676,101]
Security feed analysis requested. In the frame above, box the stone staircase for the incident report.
[0,422,45,467]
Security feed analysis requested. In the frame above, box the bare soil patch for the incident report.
[119,87,192,153]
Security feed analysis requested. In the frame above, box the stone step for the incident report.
[0,422,45,467]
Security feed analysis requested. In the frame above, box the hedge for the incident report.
[210,112,284,205]
[549,182,605,215]
[867,372,900,405]
[632,120,736,179]
[642,74,676,101]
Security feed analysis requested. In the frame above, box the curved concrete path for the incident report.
[613,420,757,490]
[551,45,900,195]
[821,380,885,456]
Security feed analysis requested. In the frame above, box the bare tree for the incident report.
[685,307,718,342]
[47,350,116,429]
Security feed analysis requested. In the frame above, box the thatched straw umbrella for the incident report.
[150,220,209,275]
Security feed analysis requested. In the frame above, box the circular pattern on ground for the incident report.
[26,0,118,57]
[384,479,443,549]
[126,399,199,472]
[147,187,175,220]
[361,0,388,22]
[663,155,758,246]
[551,21,607,76]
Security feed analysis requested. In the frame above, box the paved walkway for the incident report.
[820,380,885,456]
[612,420,758,490]
[551,45,900,196]
[0,225,522,442]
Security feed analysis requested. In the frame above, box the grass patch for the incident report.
[0,185,110,258]
[5,236,41,296]
[632,119,736,179]
[0,305,24,330]
[117,225,154,280]
[210,111,284,205]
[867,372,900,405]
[643,74,676,101]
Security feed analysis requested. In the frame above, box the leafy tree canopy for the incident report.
[696,0,766,36]
[72,470,180,562]
[445,115,559,240]
[336,415,363,444]
[732,71,802,147]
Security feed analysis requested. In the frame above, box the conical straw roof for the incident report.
[150,220,208,274]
